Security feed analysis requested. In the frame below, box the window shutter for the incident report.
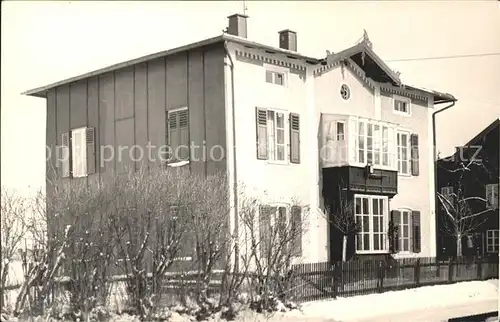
[412,210,421,253]
[256,108,268,160]
[410,134,419,176]
[291,205,302,256]
[289,113,300,164]
[179,109,189,161]
[167,111,179,161]
[86,127,96,175]
[259,205,272,258]
[61,132,71,178]
[390,210,401,253]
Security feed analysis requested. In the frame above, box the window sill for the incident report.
[167,160,190,168]
[72,174,88,179]
[266,160,289,166]
[356,250,390,255]
[393,110,411,117]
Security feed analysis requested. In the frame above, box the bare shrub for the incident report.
[240,195,306,312]
[0,187,29,312]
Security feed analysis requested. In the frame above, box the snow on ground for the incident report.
[279,279,498,322]
[4,280,498,321]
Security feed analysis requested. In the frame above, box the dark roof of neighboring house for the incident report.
[22,32,457,104]
[437,117,500,162]
[464,118,500,146]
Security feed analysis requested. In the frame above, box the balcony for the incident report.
[320,114,399,172]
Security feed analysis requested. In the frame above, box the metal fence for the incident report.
[291,256,499,302]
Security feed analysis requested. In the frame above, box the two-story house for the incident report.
[436,118,499,258]
[24,14,456,264]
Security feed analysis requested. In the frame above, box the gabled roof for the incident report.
[464,118,500,146]
[22,32,456,104]
[437,117,500,162]
[322,40,456,104]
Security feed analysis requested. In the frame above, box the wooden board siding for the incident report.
[134,63,148,171]
[98,73,115,178]
[87,77,100,185]
[45,43,226,188]
[188,50,206,176]
[204,45,226,175]
[70,80,87,129]
[147,58,166,167]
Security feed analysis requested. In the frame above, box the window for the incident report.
[441,186,454,205]
[393,96,411,115]
[256,108,296,163]
[399,210,412,252]
[355,195,388,253]
[61,127,95,178]
[397,131,410,175]
[351,118,395,168]
[259,205,302,257]
[486,230,499,253]
[486,184,499,209]
[71,128,87,177]
[336,122,345,141]
[340,84,351,100]
[265,70,285,86]
[166,107,189,162]
[391,209,421,254]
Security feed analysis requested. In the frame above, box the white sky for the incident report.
[2,1,500,196]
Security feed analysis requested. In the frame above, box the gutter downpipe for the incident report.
[432,99,456,258]
[224,41,239,272]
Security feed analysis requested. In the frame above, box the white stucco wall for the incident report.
[226,42,327,263]
[225,43,437,262]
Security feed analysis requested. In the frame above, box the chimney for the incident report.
[227,14,248,38]
[278,29,297,51]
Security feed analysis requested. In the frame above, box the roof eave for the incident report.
[22,34,228,98]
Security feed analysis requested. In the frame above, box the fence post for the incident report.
[414,258,421,286]
[331,263,338,299]
[477,258,483,280]
[377,261,384,293]
[448,258,453,283]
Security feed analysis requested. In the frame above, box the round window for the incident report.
[340,84,351,101]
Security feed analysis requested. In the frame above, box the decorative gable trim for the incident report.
[234,49,307,71]
[315,58,429,102]
[314,59,376,91]
[380,85,429,102]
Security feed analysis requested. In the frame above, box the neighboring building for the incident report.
[24,14,456,264]
[436,119,499,258]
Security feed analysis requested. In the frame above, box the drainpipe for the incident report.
[432,100,456,258]
[224,41,239,272]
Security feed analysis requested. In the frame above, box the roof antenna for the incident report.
[243,0,248,16]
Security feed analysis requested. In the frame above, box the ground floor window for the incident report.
[355,195,389,253]
[486,230,499,253]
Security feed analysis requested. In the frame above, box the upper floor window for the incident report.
[256,108,300,164]
[397,130,410,175]
[486,230,499,253]
[340,84,351,101]
[336,122,345,141]
[166,107,189,163]
[393,95,411,116]
[440,186,454,207]
[265,70,285,86]
[353,119,394,168]
[486,183,499,209]
[60,127,96,179]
